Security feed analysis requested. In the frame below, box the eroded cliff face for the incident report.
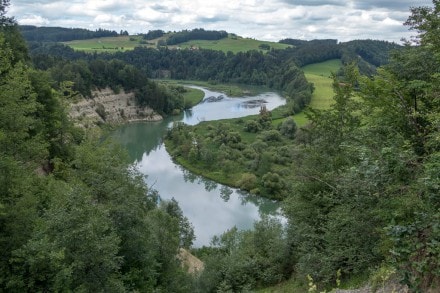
[69,88,162,127]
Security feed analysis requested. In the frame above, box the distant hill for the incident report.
[19,25,124,42]
[22,26,401,76]
[279,38,401,74]
[20,26,290,54]
[59,33,291,54]
[24,26,401,73]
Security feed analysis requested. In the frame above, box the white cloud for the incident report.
[17,14,50,26]
[7,0,436,43]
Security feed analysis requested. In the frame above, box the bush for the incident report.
[237,173,257,191]
[260,130,282,142]
[95,103,106,121]
[244,120,261,133]
[279,118,297,139]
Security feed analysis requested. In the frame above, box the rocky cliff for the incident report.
[69,88,162,127]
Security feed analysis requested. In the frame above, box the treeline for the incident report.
[165,28,228,45]
[19,25,123,42]
[0,20,196,293]
[26,38,400,117]
[279,38,400,74]
[28,43,313,114]
[107,47,313,112]
[28,43,185,115]
[168,18,440,292]
[143,29,165,40]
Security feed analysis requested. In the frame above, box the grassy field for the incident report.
[64,35,147,52]
[64,34,291,54]
[182,87,205,107]
[292,59,341,125]
[171,36,291,54]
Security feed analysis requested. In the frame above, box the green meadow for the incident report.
[292,59,341,125]
[64,35,148,52]
[64,34,291,54]
[181,87,205,108]
[171,36,291,54]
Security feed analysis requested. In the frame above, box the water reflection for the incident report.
[111,86,286,247]
[220,186,233,202]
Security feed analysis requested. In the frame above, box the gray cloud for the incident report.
[150,4,181,13]
[279,0,345,6]
[353,0,433,11]
[196,14,230,23]
[6,0,433,43]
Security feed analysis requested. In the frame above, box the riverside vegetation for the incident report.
[165,59,339,200]
[1,0,439,292]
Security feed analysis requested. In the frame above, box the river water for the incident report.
[111,87,286,247]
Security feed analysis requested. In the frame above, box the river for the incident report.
[111,86,286,247]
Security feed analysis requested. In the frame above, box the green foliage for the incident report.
[196,217,292,292]
[166,116,295,200]
[9,182,124,292]
[20,25,119,42]
[165,28,228,45]
[278,118,297,139]
[143,29,164,40]
[259,43,271,50]
[405,0,440,48]
[0,18,194,291]
[237,173,258,191]
[2,1,440,292]
[166,6,439,288]
[160,198,195,249]
[244,119,262,133]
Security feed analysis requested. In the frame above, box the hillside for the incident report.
[21,25,400,78]
[167,35,292,54]
[62,33,291,54]
[19,25,122,42]
[64,35,142,52]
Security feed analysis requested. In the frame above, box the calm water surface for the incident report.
[111,87,286,246]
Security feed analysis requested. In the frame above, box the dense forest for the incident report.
[1,0,439,292]
[279,38,401,74]
[0,2,198,292]
[19,25,124,42]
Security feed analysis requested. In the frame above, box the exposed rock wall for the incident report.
[69,88,162,127]
[177,248,204,275]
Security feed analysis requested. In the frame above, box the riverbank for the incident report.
[164,60,339,200]
[158,79,270,97]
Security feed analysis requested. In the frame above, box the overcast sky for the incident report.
[8,0,433,43]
